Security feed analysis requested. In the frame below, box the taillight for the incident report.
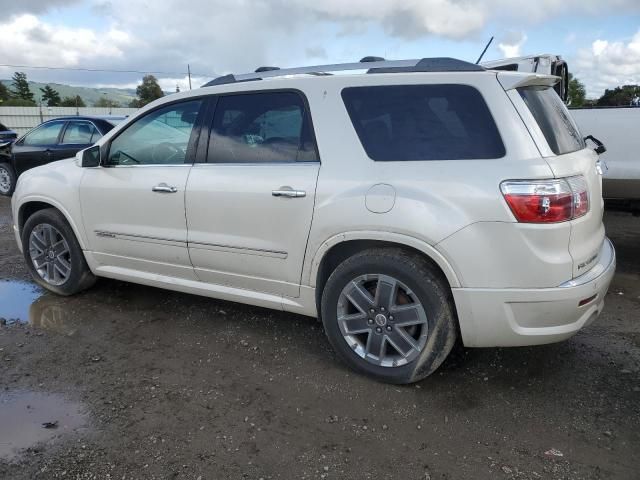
[500,176,589,223]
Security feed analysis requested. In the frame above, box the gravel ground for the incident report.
[0,196,638,479]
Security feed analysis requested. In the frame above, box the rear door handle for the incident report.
[272,188,306,198]
[152,183,178,193]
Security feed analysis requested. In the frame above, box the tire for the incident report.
[0,162,16,196]
[22,208,96,296]
[321,248,457,384]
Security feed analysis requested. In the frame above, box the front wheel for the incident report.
[321,248,457,384]
[22,208,96,296]
[0,162,16,196]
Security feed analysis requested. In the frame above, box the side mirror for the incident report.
[81,145,101,167]
[584,135,606,155]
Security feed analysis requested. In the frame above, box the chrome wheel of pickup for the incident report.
[337,273,429,368]
[29,223,72,286]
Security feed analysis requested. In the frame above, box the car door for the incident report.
[186,90,320,297]
[80,99,205,280]
[57,120,102,160]
[12,120,66,175]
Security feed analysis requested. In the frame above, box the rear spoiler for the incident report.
[496,72,560,92]
[481,54,569,102]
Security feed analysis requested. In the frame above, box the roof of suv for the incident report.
[202,57,486,87]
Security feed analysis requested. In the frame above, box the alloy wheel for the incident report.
[29,223,72,286]
[337,274,428,367]
[0,166,11,194]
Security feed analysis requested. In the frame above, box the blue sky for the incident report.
[1,1,639,97]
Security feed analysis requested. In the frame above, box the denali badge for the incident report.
[578,253,598,270]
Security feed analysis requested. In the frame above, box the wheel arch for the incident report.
[18,197,87,250]
[309,232,461,313]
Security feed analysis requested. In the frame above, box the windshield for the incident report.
[518,86,584,155]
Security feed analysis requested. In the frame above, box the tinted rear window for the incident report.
[341,84,505,161]
[518,86,584,155]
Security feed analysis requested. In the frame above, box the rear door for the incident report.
[185,90,320,297]
[57,120,102,160]
[506,79,605,278]
[12,120,66,175]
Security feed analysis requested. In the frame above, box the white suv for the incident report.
[11,57,615,383]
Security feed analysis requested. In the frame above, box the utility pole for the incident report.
[187,64,192,90]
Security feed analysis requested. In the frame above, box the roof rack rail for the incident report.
[202,57,484,87]
[255,66,280,73]
[360,56,385,62]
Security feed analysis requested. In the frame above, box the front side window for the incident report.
[61,121,101,144]
[518,86,585,155]
[207,92,318,163]
[107,100,202,166]
[22,121,65,146]
[341,85,505,161]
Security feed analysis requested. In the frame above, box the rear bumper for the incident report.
[453,238,616,347]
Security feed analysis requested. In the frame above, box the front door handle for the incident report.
[272,187,306,198]
[152,183,178,193]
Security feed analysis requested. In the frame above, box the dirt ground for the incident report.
[0,196,638,480]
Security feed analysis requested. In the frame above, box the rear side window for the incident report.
[341,85,505,161]
[207,91,318,163]
[518,86,584,155]
[61,121,101,144]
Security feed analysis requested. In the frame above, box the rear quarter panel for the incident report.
[297,72,558,287]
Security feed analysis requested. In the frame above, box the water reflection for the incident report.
[29,295,79,335]
[0,391,87,460]
[0,280,43,324]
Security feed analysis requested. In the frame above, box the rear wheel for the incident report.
[22,208,96,296]
[321,248,457,384]
[0,162,16,196]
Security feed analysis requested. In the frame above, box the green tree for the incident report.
[40,85,62,107]
[597,85,640,106]
[93,97,120,108]
[2,98,38,106]
[567,74,586,107]
[10,72,35,104]
[135,75,164,107]
[0,82,9,103]
[60,95,86,107]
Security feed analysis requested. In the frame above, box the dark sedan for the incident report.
[0,121,18,143]
[0,116,125,196]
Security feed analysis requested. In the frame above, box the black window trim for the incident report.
[102,95,211,167]
[340,83,506,162]
[197,88,321,165]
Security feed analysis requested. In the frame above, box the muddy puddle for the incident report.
[0,280,82,334]
[0,391,88,461]
[0,280,44,324]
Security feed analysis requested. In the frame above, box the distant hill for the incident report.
[0,80,138,107]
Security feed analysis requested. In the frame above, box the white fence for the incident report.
[0,106,138,136]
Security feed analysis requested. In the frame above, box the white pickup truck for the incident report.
[482,54,640,208]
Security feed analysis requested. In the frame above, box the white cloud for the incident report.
[0,14,131,67]
[497,31,528,58]
[1,0,640,97]
[573,30,640,97]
